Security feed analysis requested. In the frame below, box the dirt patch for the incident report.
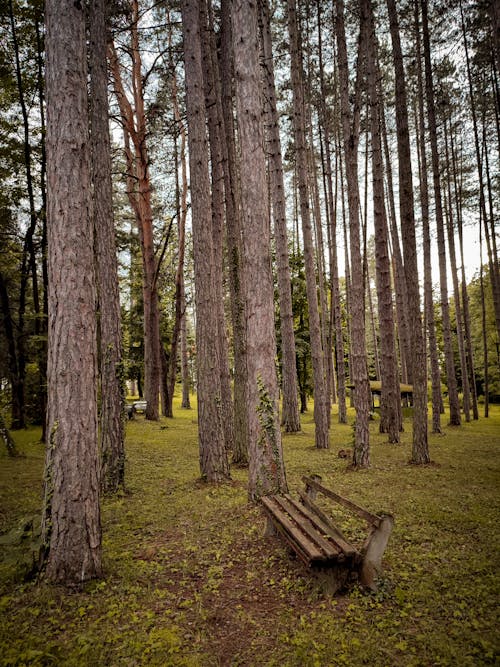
[134,504,347,665]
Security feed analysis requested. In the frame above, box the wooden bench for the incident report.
[262,475,394,592]
[126,400,148,419]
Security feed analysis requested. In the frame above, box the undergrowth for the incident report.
[0,397,499,666]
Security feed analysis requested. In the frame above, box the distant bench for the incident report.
[262,475,394,592]
[126,400,148,419]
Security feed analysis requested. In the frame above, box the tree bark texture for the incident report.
[414,0,442,434]
[387,0,430,461]
[380,106,411,386]
[452,123,478,421]
[335,0,371,466]
[316,6,347,423]
[421,0,460,427]
[219,0,248,464]
[364,0,401,443]
[443,117,471,421]
[258,0,301,434]
[89,0,125,494]
[172,67,190,412]
[163,17,190,417]
[200,0,235,451]
[42,0,102,584]
[181,0,230,483]
[287,0,330,450]
[232,0,288,499]
[0,271,24,430]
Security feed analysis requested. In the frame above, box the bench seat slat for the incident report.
[262,496,325,563]
[296,491,359,559]
[277,495,340,560]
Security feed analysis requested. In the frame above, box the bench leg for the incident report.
[313,563,353,596]
[359,515,394,591]
[264,517,277,537]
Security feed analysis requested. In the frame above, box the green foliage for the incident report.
[0,400,499,665]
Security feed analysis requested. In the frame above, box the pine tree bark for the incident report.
[308,125,333,415]
[165,15,190,415]
[175,98,190,412]
[219,0,248,464]
[335,0,371,465]
[443,117,470,421]
[232,0,288,499]
[89,0,125,494]
[414,0,442,434]
[380,106,411,386]
[258,0,300,433]
[421,0,460,427]
[181,0,230,483]
[0,271,25,430]
[479,234,490,417]
[287,0,330,449]
[41,0,101,583]
[0,411,18,457]
[451,125,478,420]
[364,0,401,443]
[387,0,430,460]
[324,133,347,422]
[200,0,235,450]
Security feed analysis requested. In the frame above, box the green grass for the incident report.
[1,398,499,666]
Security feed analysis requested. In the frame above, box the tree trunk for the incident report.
[443,116,470,422]
[414,0,442,434]
[479,226,490,418]
[317,22,347,423]
[380,106,411,387]
[309,126,333,416]
[338,143,354,408]
[232,0,288,499]
[0,412,18,457]
[7,0,38,431]
[452,126,479,421]
[201,0,234,451]
[387,0,429,461]
[176,115,190,413]
[287,0,330,450]
[108,5,161,421]
[41,0,101,584]
[165,15,190,416]
[364,0,401,443]
[330,160,348,424]
[181,0,230,483]
[335,0,371,466]
[219,0,248,464]
[0,272,24,431]
[258,0,301,434]
[421,0,460,427]
[89,0,125,494]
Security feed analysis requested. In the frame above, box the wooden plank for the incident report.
[302,476,381,526]
[297,490,359,558]
[261,496,324,563]
[276,495,339,560]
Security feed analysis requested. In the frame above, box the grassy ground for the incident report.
[1,398,499,666]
